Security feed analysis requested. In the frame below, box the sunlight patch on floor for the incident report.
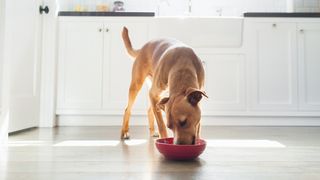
[53,140,120,147]
[124,139,147,146]
[7,140,50,147]
[8,139,149,147]
[206,139,286,148]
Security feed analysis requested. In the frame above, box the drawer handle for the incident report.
[272,23,277,28]
[98,28,102,32]
[300,29,304,33]
[106,28,109,32]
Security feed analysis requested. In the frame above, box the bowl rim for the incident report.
[155,137,206,147]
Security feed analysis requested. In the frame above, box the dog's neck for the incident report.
[168,68,199,96]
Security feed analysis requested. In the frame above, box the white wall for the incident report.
[57,0,156,12]
[39,0,58,127]
[294,0,320,12]
[190,0,287,16]
[57,0,289,16]
[58,0,320,15]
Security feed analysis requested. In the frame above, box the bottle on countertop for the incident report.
[113,1,125,12]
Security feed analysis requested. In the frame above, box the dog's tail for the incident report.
[122,27,139,58]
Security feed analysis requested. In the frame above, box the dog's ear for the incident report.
[157,97,170,111]
[185,87,208,106]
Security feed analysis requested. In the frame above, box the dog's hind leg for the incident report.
[121,81,144,139]
[121,64,147,140]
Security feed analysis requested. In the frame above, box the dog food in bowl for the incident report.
[155,137,206,160]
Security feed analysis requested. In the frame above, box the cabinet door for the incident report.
[200,54,246,114]
[298,23,320,110]
[103,22,149,114]
[248,22,298,111]
[57,21,104,110]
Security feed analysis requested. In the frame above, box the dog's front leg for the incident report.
[196,122,201,139]
[149,92,168,138]
[147,106,159,137]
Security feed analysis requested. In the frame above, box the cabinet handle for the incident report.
[98,28,102,32]
[272,23,277,28]
[105,28,109,32]
[300,29,304,33]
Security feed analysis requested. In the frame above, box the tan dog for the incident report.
[121,27,207,145]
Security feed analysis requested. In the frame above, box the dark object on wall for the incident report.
[39,5,49,14]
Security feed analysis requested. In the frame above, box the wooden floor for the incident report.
[1,126,320,180]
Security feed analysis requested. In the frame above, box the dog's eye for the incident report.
[179,119,187,128]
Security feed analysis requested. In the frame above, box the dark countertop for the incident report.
[244,12,320,18]
[58,11,155,17]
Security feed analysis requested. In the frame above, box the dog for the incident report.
[120,27,207,145]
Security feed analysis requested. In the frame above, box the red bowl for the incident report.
[155,137,206,160]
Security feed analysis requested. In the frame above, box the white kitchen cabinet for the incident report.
[55,17,320,126]
[199,54,246,114]
[57,19,149,114]
[57,21,104,110]
[297,23,320,111]
[247,22,298,111]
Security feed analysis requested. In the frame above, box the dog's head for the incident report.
[157,87,208,145]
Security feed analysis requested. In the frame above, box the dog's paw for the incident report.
[121,132,130,140]
[152,132,159,138]
[149,130,159,138]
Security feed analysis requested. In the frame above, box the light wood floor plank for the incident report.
[1,126,320,179]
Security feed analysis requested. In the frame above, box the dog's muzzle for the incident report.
[174,136,196,145]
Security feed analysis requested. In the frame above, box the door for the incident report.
[298,23,320,110]
[0,0,6,142]
[3,0,43,132]
[57,21,104,111]
[248,22,298,111]
[0,0,4,113]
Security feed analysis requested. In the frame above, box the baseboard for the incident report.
[8,127,37,135]
[57,115,320,126]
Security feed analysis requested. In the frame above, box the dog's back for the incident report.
[122,27,204,85]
